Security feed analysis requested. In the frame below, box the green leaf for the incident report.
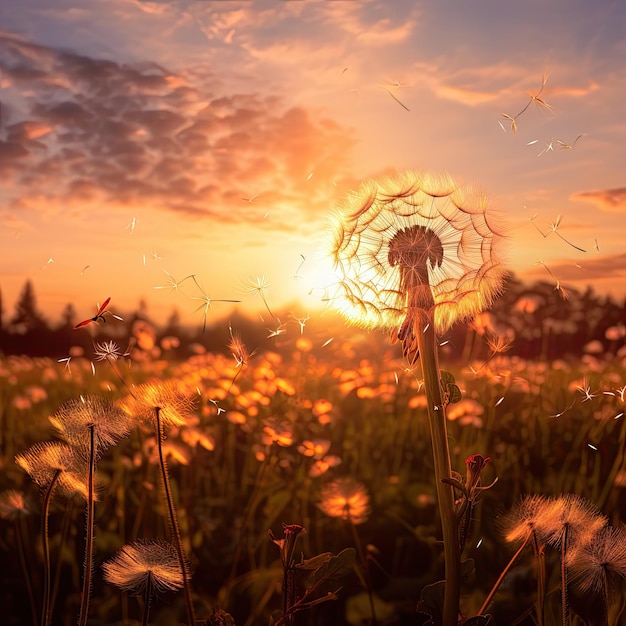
[296,552,332,570]
[440,370,456,385]
[313,547,356,583]
[463,616,492,625]
[416,580,444,624]
[447,383,462,404]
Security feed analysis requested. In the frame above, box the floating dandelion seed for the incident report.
[385,88,410,111]
[326,171,507,337]
[557,134,584,150]
[289,313,310,334]
[126,217,137,234]
[190,276,240,332]
[153,270,195,293]
[535,260,569,300]
[241,275,274,319]
[501,73,553,133]
[267,319,287,338]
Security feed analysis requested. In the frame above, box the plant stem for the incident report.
[348,518,377,626]
[141,575,153,626]
[413,311,460,626]
[41,470,61,626]
[16,515,38,626]
[78,425,96,626]
[155,407,195,626]
[477,534,530,615]
[561,527,570,626]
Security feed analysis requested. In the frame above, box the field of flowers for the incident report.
[1,283,625,626]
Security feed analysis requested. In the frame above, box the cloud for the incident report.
[0,31,356,231]
[571,188,626,213]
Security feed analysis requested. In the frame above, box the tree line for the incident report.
[0,277,624,360]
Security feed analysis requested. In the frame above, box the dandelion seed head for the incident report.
[15,442,89,500]
[567,526,626,596]
[102,539,184,595]
[49,395,132,459]
[0,490,32,521]
[318,477,371,525]
[120,381,196,429]
[326,170,507,334]
[500,494,553,546]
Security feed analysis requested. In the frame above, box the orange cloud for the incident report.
[571,188,626,213]
[0,31,356,234]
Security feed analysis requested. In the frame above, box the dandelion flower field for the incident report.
[1,276,625,626]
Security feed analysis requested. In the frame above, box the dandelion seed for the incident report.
[126,217,137,234]
[58,356,72,372]
[557,134,583,150]
[501,73,553,133]
[91,362,96,376]
[80,265,93,275]
[535,260,568,300]
[594,238,600,253]
[267,320,287,338]
[385,88,410,111]
[306,171,314,181]
[153,270,195,293]
[476,538,483,549]
[576,377,597,402]
[495,397,505,407]
[241,275,274,319]
[293,254,306,280]
[242,192,260,203]
[548,214,586,252]
[550,399,576,418]
[93,340,126,363]
[321,337,334,347]
[587,443,598,452]
[42,257,54,269]
[289,313,310,335]
[190,276,240,332]
[151,251,163,261]
[537,139,555,157]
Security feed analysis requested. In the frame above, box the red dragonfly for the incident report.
[73,297,112,330]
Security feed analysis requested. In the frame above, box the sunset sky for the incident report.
[1,0,625,328]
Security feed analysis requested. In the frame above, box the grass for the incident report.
[0,300,625,625]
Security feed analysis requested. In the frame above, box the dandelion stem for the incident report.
[77,425,96,626]
[561,526,570,626]
[16,514,38,626]
[154,407,195,626]
[348,516,378,626]
[413,310,460,626]
[477,533,531,615]
[141,575,152,626]
[41,470,61,626]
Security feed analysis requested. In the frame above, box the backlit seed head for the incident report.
[327,170,507,333]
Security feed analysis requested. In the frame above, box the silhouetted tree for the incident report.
[58,303,77,330]
[10,280,47,333]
